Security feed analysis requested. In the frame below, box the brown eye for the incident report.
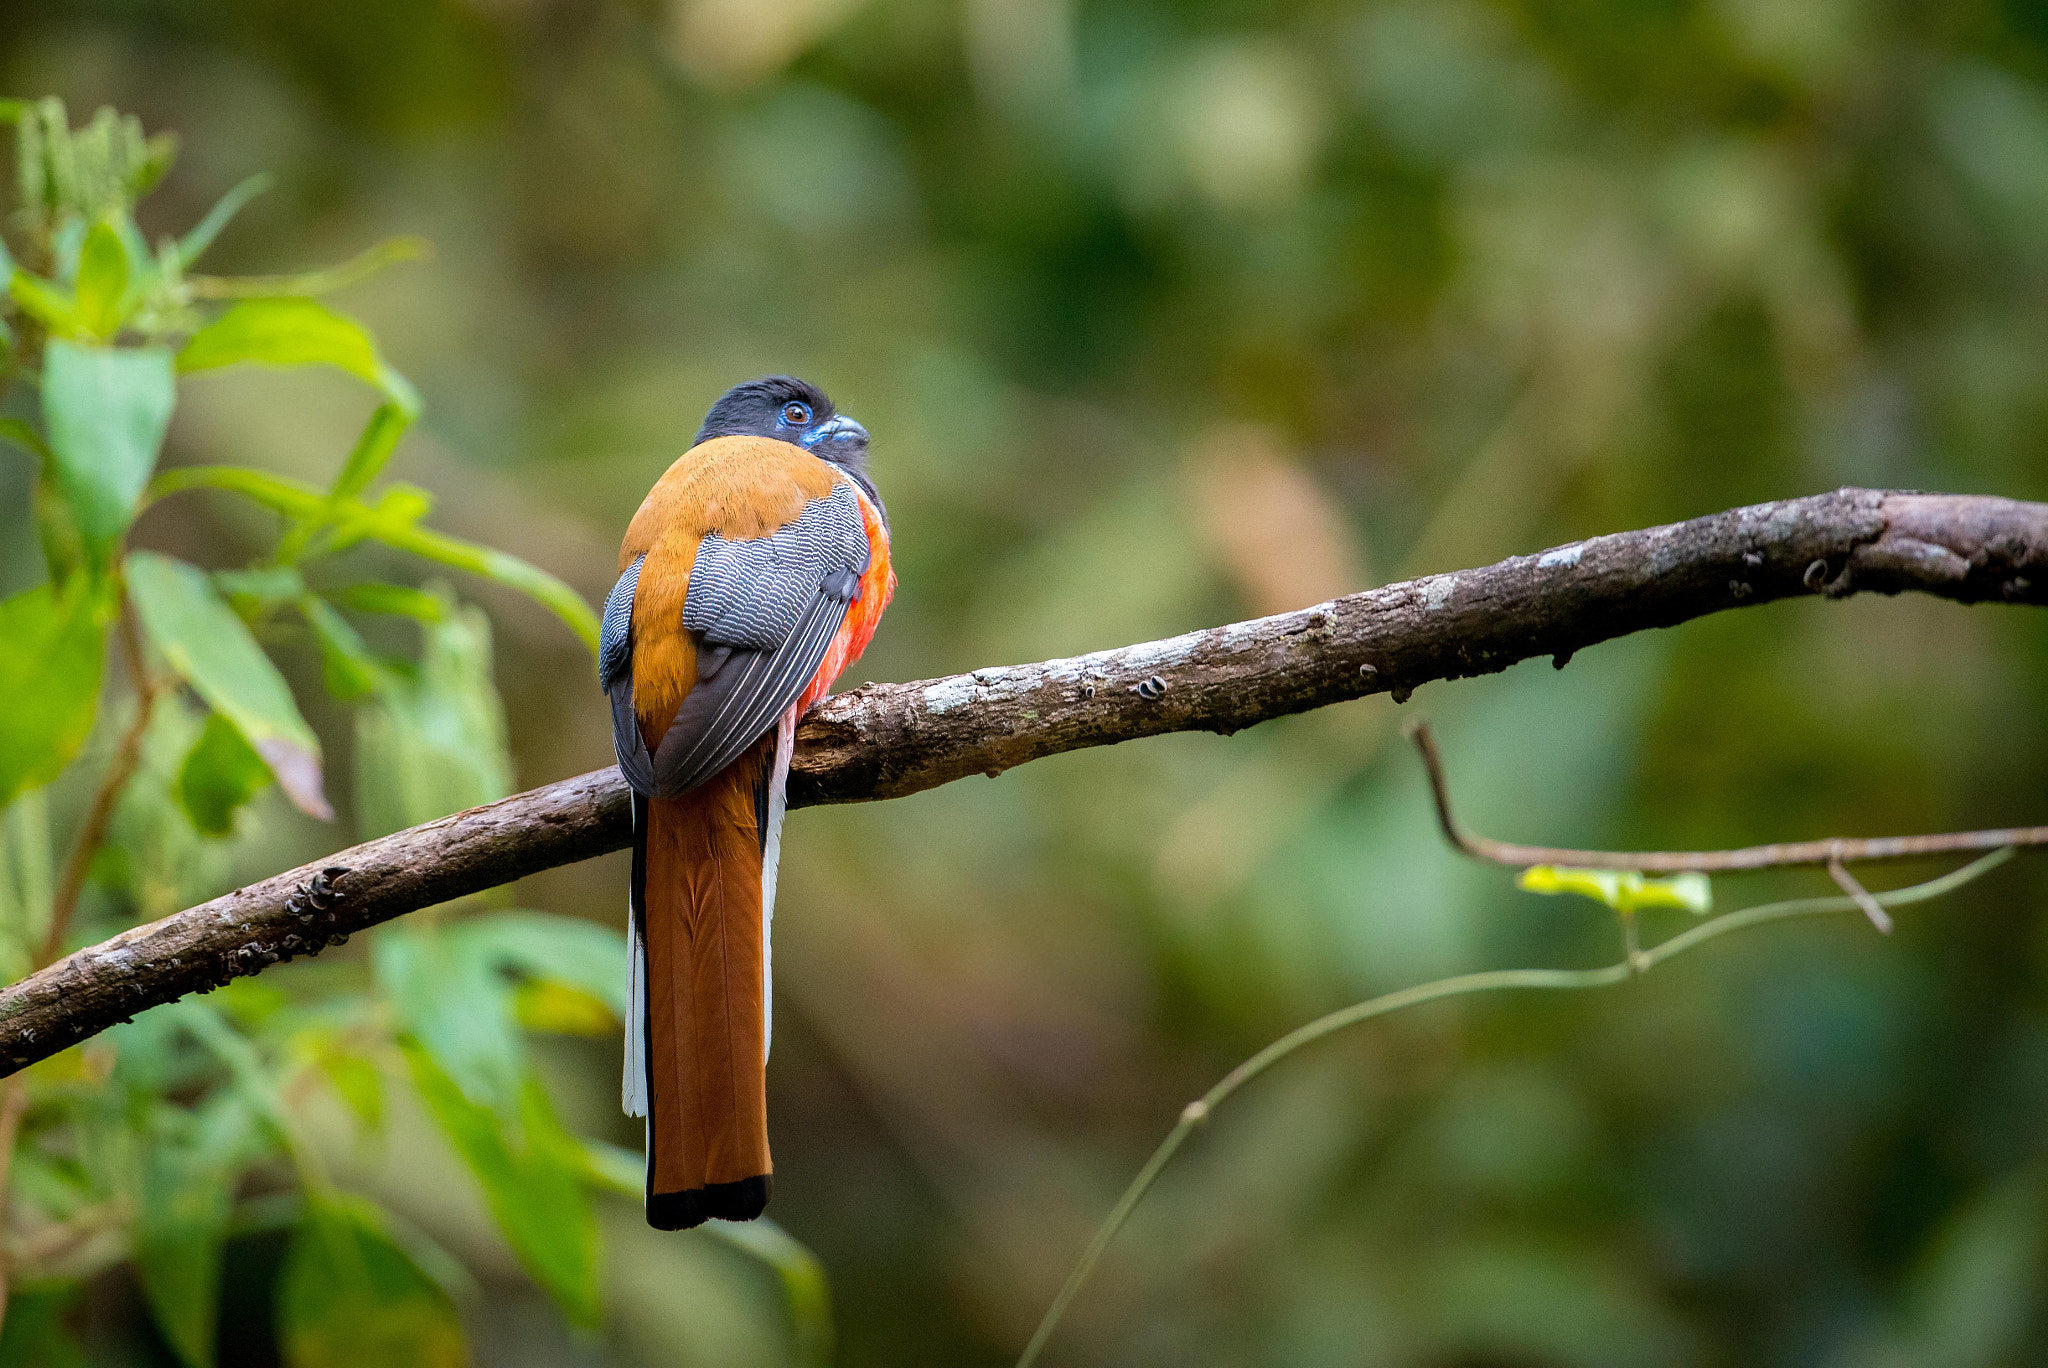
[781,401,812,426]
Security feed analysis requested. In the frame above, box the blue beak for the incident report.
[801,414,869,452]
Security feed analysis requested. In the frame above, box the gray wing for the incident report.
[599,554,642,694]
[607,483,870,800]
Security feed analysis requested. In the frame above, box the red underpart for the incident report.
[799,485,895,712]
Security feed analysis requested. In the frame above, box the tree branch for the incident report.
[1,486,2042,1074]
[1405,719,2048,873]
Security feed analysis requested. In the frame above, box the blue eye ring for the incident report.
[780,401,812,426]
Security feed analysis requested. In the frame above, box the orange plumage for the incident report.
[623,436,842,746]
[614,398,892,1229]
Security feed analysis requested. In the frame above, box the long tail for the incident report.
[625,724,786,1230]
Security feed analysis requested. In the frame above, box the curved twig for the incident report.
[1013,850,2017,1367]
[1406,719,2048,874]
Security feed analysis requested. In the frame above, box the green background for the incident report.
[7,0,2048,1363]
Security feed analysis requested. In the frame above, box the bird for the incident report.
[601,376,894,1230]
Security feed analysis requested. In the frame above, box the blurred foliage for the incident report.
[0,94,806,1367]
[0,1,2045,1366]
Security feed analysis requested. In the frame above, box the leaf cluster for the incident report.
[0,99,791,1366]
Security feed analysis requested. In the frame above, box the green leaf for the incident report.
[213,565,307,608]
[176,172,272,268]
[0,418,53,466]
[334,582,446,622]
[404,1045,599,1326]
[1516,866,1713,916]
[72,218,128,339]
[377,912,622,1109]
[167,1000,295,1130]
[376,522,599,656]
[698,1218,836,1368]
[278,1196,467,1368]
[126,550,332,820]
[580,1141,836,1368]
[331,402,412,501]
[0,789,54,982]
[40,340,175,561]
[4,418,91,588]
[177,298,420,415]
[374,924,524,1116]
[7,269,81,335]
[514,980,616,1036]
[176,711,274,837]
[144,468,598,654]
[314,1044,385,1134]
[465,912,627,1018]
[297,595,385,701]
[135,1092,258,1368]
[353,596,511,839]
[0,1283,83,1368]
[0,579,107,811]
[148,463,326,520]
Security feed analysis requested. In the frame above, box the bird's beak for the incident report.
[802,414,870,455]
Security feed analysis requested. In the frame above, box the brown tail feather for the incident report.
[641,735,774,1231]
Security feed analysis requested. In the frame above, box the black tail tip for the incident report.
[647,1174,772,1231]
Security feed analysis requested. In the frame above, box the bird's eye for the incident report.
[781,401,812,426]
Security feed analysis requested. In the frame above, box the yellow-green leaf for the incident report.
[279,1197,466,1368]
[126,551,331,820]
[7,269,80,335]
[1517,865,1713,915]
[0,579,108,811]
[73,218,129,340]
[514,980,615,1037]
[177,298,419,414]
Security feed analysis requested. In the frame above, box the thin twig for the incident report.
[41,608,159,966]
[1407,720,2048,873]
[1827,858,1893,933]
[1014,849,2014,1367]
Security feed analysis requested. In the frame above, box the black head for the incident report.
[695,375,871,475]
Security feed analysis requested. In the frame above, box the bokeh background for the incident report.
[7,0,2048,1363]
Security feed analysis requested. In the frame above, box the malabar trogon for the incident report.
[601,377,894,1230]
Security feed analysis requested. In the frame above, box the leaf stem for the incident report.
[42,605,159,966]
[1013,848,2016,1367]
[184,236,430,300]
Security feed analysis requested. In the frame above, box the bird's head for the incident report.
[696,375,871,476]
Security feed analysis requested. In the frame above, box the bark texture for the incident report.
[2,487,2042,1072]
